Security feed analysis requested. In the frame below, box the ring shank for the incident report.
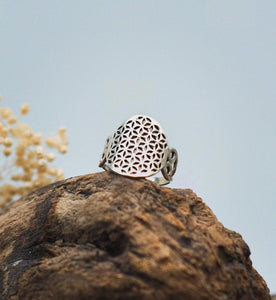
[150,177,170,186]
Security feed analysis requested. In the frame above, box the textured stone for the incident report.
[0,172,270,300]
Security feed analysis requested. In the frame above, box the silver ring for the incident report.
[99,115,178,186]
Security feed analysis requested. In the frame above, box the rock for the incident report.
[0,172,270,300]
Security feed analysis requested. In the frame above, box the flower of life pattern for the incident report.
[104,115,168,177]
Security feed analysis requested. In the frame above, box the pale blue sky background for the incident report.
[0,0,275,293]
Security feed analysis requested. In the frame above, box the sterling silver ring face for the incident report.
[99,115,178,185]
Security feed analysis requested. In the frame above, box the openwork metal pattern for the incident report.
[99,115,178,185]
[162,148,178,181]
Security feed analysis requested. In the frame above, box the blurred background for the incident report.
[0,0,275,293]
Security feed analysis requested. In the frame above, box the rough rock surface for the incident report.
[0,172,270,300]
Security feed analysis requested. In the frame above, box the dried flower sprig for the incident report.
[0,96,68,208]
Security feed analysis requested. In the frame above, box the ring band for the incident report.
[99,115,178,186]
